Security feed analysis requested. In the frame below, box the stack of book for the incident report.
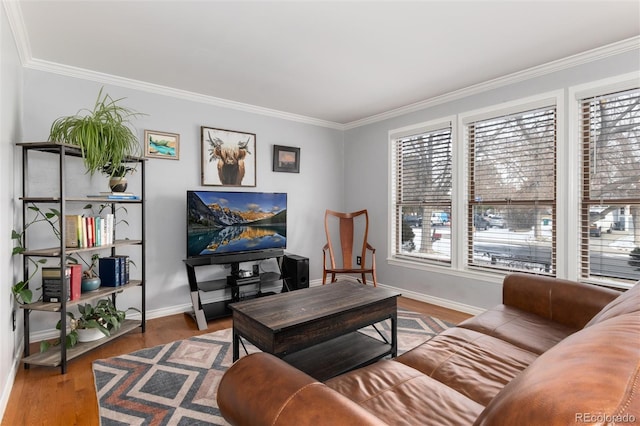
[99,255,130,287]
[65,214,114,248]
[42,265,82,302]
[87,192,140,200]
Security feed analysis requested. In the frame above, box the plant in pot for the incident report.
[40,298,139,351]
[48,87,145,189]
[101,163,135,193]
[74,298,135,342]
[81,254,101,292]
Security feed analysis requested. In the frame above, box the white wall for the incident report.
[0,2,23,420]
[343,48,640,311]
[19,70,345,335]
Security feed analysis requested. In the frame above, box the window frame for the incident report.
[568,72,640,288]
[460,91,563,276]
[388,116,457,267]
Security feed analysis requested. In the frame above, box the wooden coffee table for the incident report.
[229,281,401,381]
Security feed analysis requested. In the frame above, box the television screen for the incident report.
[187,191,287,258]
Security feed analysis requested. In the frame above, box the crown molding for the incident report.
[5,0,638,132]
[4,1,343,130]
[23,59,345,130]
[3,0,31,65]
[344,36,640,130]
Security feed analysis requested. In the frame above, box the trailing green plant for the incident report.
[11,205,61,304]
[40,298,140,352]
[48,87,145,177]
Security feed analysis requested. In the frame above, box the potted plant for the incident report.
[48,87,145,182]
[80,254,101,292]
[101,163,135,192]
[73,299,138,343]
[40,299,138,351]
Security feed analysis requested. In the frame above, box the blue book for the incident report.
[88,194,140,200]
[99,257,120,287]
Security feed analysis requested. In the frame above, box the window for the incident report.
[466,103,557,275]
[390,120,453,264]
[580,87,640,284]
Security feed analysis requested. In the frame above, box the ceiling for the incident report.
[7,1,640,127]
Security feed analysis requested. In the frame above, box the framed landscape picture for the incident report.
[201,126,256,187]
[273,145,300,173]
[144,130,179,160]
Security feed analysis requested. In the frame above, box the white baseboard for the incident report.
[378,283,485,316]
[0,340,24,422]
[310,276,484,316]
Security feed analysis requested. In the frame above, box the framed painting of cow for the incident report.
[201,126,256,187]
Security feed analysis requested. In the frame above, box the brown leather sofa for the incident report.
[217,274,640,425]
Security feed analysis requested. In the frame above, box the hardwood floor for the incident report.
[1,297,470,426]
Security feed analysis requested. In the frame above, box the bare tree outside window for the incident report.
[394,125,452,263]
[582,89,640,283]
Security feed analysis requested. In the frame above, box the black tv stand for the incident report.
[183,250,306,330]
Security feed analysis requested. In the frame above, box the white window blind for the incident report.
[392,124,452,263]
[468,106,556,274]
[580,88,640,283]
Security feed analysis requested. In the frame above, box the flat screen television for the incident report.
[187,191,287,259]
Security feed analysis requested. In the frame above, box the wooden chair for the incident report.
[322,209,377,286]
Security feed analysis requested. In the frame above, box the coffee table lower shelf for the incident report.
[281,330,392,382]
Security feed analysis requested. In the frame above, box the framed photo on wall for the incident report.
[201,126,256,187]
[144,130,180,160]
[273,145,300,173]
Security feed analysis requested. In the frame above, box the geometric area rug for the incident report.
[93,309,453,425]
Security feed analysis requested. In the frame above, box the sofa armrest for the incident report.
[502,273,620,329]
[217,352,386,426]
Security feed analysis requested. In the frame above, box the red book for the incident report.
[69,264,82,300]
[87,217,94,247]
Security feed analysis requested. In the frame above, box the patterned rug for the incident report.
[93,310,453,425]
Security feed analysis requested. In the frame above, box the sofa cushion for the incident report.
[585,281,639,327]
[325,359,483,426]
[458,305,577,354]
[395,327,538,406]
[474,312,640,426]
[502,273,621,328]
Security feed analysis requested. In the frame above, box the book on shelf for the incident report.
[99,257,121,287]
[99,191,134,196]
[114,255,130,284]
[64,214,114,248]
[64,215,80,248]
[42,267,71,303]
[87,193,140,200]
[69,264,81,301]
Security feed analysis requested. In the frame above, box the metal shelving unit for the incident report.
[16,142,146,374]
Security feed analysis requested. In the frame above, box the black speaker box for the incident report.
[282,254,309,291]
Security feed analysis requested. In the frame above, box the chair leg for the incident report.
[372,270,377,287]
[361,273,367,285]
[322,270,327,285]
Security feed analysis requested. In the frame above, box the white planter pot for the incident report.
[77,327,106,343]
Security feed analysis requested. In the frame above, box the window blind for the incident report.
[468,106,557,274]
[393,124,452,263]
[580,88,640,283]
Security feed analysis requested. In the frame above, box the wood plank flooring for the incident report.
[1,296,471,426]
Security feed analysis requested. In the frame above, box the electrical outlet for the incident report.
[356,256,362,265]
[12,310,16,331]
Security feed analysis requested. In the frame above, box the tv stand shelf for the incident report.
[183,250,307,330]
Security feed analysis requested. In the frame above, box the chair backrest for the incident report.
[324,209,370,269]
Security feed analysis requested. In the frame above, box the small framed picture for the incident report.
[144,130,180,160]
[273,145,300,173]
[201,126,256,187]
